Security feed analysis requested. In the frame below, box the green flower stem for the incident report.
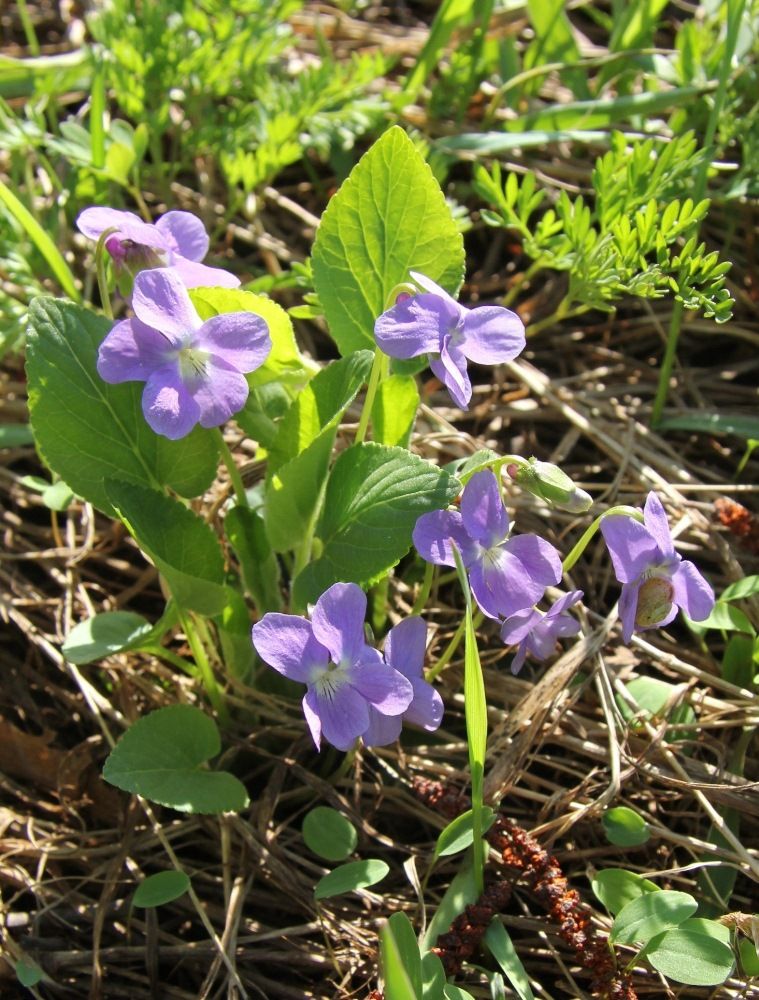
[94,227,116,320]
[651,0,747,426]
[502,261,542,308]
[562,505,643,574]
[412,562,435,616]
[213,428,248,508]
[144,644,197,677]
[526,302,591,337]
[354,349,388,444]
[178,610,227,722]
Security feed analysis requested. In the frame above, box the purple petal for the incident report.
[307,684,369,751]
[194,312,271,373]
[132,268,202,341]
[500,607,541,646]
[529,618,568,660]
[362,707,403,747]
[252,615,328,684]
[460,305,525,364]
[97,317,172,383]
[302,691,323,749]
[349,651,413,714]
[77,207,165,248]
[383,616,427,679]
[310,582,367,665]
[413,509,476,567]
[460,470,509,548]
[374,293,457,359]
[545,589,584,619]
[191,357,250,428]
[155,211,209,261]
[600,515,661,583]
[510,644,528,675]
[469,547,548,619]
[171,256,241,289]
[618,582,640,643]
[643,493,675,557]
[430,338,471,408]
[141,365,200,439]
[409,271,460,307]
[673,560,715,621]
[505,534,562,588]
[404,677,444,730]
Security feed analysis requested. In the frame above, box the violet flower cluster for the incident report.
[414,469,582,673]
[601,491,714,641]
[252,583,442,751]
[374,272,525,409]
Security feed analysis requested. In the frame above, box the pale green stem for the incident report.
[17,0,40,55]
[354,349,388,444]
[178,610,227,722]
[526,302,590,337]
[94,228,116,320]
[412,562,435,616]
[651,0,747,426]
[213,428,248,508]
[562,505,643,575]
[144,644,197,676]
[502,261,542,308]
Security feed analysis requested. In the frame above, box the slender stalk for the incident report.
[412,562,435,616]
[144,644,197,676]
[425,610,484,682]
[562,505,643,574]
[90,51,106,171]
[94,227,116,319]
[526,302,590,337]
[178,610,227,721]
[17,0,40,55]
[651,0,747,426]
[354,350,387,444]
[213,429,248,507]
[502,261,542,308]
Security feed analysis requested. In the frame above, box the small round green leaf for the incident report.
[16,958,44,987]
[133,870,191,908]
[602,806,651,847]
[102,705,249,814]
[591,869,659,915]
[611,890,697,946]
[302,806,357,861]
[645,928,735,985]
[62,611,153,664]
[314,859,389,900]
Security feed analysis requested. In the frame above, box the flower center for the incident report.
[314,662,349,701]
[178,345,211,383]
[635,576,674,628]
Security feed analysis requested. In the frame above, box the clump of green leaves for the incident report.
[474,131,733,324]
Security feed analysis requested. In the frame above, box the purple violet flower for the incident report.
[413,470,562,619]
[77,206,240,288]
[374,271,525,409]
[600,492,715,642]
[251,583,414,752]
[500,590,583,675]
[97,268,270,439]
[362,616,444,747]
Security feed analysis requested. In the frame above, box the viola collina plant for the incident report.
[27,128,724,992]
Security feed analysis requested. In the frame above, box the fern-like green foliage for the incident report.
[474,131,733,322]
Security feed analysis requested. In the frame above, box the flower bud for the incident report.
[510,459,592,513]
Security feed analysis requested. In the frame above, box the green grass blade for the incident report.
[90,51,106,170]
[658,412,759,440]
[402,0,474,100]
[0,181,80,302]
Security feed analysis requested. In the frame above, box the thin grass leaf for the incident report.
[0,181,80,301]
[403,0,474,100]
[659,412,759,440]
